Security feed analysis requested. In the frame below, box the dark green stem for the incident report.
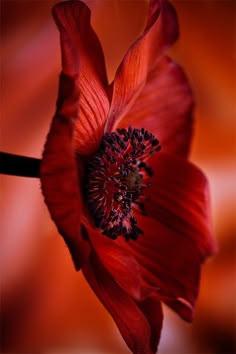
[0,152,41,178]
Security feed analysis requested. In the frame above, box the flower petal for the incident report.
[83,223,144,300]
[118,56,194,157]
[123,153,216,320]
[82,251,159,354]
[138,295,163,354]
[53,1,110,155]
[127,214,199,321]
[144,153,216,259]
[40,73,90,270]
[105,0,178,132]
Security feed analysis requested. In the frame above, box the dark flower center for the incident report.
[85,127,161,241]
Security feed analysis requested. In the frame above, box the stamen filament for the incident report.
[85,127,161,241]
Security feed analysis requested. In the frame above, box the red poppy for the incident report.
[40,0,216,353]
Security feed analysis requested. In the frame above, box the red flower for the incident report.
[40,0,216,353]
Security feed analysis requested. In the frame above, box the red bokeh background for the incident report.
[1,0,235,353]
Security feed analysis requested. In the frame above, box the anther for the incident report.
[85,127,161,241]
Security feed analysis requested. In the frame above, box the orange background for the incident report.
[1,0,235,353]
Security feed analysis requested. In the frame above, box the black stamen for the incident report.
[85,127,161,241]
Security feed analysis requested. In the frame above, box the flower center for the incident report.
[85,127,161,241]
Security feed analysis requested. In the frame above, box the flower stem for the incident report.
[0,152,41,178]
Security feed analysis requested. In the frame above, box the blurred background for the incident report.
[1,0,235,353]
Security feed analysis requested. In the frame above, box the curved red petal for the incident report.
[145,153,216,259]
[127,214,199,321]
[138,295,163,353]
[122,153,216,320]
[83,223,144,300]
[118,56,194,157]
[105,0,178,132]
[53,1,110,155]
[40,73,90,270]
[82,251,158,354]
